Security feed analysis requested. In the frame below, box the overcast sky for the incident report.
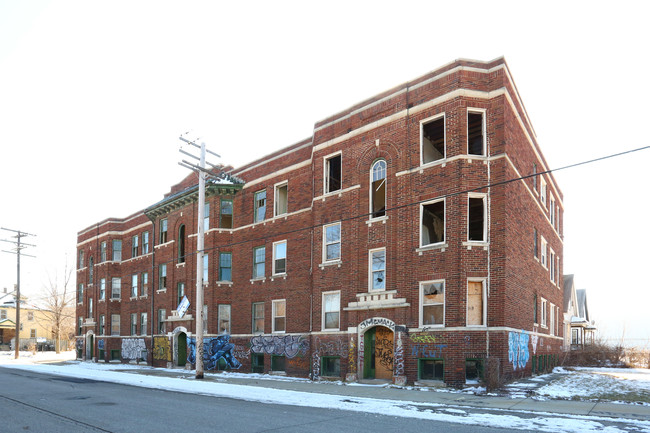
[1,1,648,346]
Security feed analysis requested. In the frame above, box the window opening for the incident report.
[218,305,231,334]
[468,196,485,241]
[253,246,265,279]
[160,219,168,243]
[370,249,386,290]
[325,154,342,193]
[422,281,444,326]
[321,357,341,377]
[254,190,266,223]
[421,200,445,246]
[468,111,485,155]
[272,300,286,333]
[273,241,286,275]
[371,160,386,218]
[324,223,341,261]
[220,199,233,228]
[323,292,340,330]
[252,302,264,333]
[275,183,288,216]
[419,359,443,380]
[421,116,445,164]
[178,224,186,263]
[219,252,232,281]
[467,281,484,326]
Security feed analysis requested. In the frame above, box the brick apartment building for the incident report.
[75,57,564,387]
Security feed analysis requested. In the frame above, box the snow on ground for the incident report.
[1,352,649,433]
[535,367,650,404]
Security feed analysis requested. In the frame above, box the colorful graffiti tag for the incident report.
[250,335,309,358]
[97,339,105,350]
[411,344,447,358]
[76,338,83,350]
[393,331,405,376]
[508,330,530,370]
[153,336,171,361]
[188,335,242,370]
[122,338,146,360]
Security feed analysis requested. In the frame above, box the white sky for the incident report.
[1,1,648,345]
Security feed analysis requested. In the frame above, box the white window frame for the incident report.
[466,279,487,327]
[549,248,556,283]
[368,248,386,291]
[420,198,446,248]
[140,312,147,336]
[274,181,288,217]
[252,246,265,279]
[549,195,555,226]
[541,298,548,328]
[218,304,231,334]
[540,177,547,207]
[550,303,555,335]
[467,193,487,243]
[540,237,548,268]
[419,280,445,328]
[322,290,340,331]
[254,189,266,223]
[99,278,106,300]
[203,202,210,231]
[272,299,286,333]
[131,274,138,298]
[111,277,121,299]
[420,112,446,166]
[252,302,264,334]
[322,222,341,263]
[272,240,287,275]
[323,151,342,195]
[467,108,487,156]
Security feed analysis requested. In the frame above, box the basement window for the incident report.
[321,356,341,377]
[421,115,445,164]
[467,110,485,156]
[271,355,286,372]
[252,353,264,373]
[420,200,445,247]
[419,359,443,381]
[466,359,483,383]
[325,153,342,194]
[468,195,486,242]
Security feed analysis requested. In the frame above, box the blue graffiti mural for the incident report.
[187,335,242,370]
[411,344,447,358]
[98,339,105,350]
[508,330,530,370]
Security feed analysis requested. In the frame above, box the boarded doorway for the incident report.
[363,326,394,380]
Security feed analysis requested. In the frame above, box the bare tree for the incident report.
[38,262,75,353]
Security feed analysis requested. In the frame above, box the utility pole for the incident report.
[178,133,221,380]
[1,228,36,359]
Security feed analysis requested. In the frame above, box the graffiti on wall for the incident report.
[508,330,530,370]
[375,327,394,371]
[153,336,171,361]
[394,331,405,376]
[97,339,105,350]
[76,338,84,350]
[348,336,356,375]
[250,335,309,358]
[531,333,539,355]
[122,338,147,360]
[233,344,250,360]
[311,352,320,380]
[310,336,345,380]
[358,317,395,332]
[188,335,242,370]
[411,344,447,358]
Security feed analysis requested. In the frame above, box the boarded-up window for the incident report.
[467,281,484,326]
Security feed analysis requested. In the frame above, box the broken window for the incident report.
[254,190,266,223]
[274,182,288,216]
[370,248,386,291]
[466,359,483,383]
[421,200,445,246]
[421,281,444,326]
[218,305,230,334]
[467,281,484,326]
[160,219,168,243]
[419,359,443,380]
[325,154,342,193]
[468,195,486,242]
[467,110,485,155]
[371,160,386,218]
[220,199,233,228]
[421,115,445,164]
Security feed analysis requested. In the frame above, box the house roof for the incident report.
[576,289,590,322]
[563,274,574,312]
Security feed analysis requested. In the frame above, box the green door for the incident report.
[177,333,187,367]
[363,328,376,379]
[88,335,94,359]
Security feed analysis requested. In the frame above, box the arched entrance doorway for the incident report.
[173,327,188,367]
[358,317,395,380]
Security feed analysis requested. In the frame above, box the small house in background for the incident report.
[563,274,596,350]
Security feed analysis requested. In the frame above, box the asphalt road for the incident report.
[0,367,536,433]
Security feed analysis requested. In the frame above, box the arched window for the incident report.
[178,224,186,263]
[371,160,386,218]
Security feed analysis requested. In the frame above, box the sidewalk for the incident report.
[110,365,650,422]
